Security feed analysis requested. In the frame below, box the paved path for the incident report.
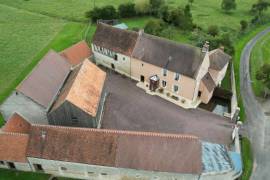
[240,27,270,180]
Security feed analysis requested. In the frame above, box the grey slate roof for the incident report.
[16,50,71,108]
[202,72,216,92]
[132,33,206,78]
[92,23,139,56]
[209,49,231,71]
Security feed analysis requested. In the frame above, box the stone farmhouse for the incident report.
[0,113,242,180]
[0,26,242,180]
[0,41,107,127]
[92,23,231,109]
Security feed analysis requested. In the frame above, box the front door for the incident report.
[140,75,145,82]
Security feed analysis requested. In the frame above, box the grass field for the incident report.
[0,0,261,30]
[250,32,270,97]
[240,137,253,180]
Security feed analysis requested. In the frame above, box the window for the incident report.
[71,117,78,125]
[0,161,4,165]
[173,85,179,93]
[123,57,125,61]
[60,167,67,171]
[162,69,167,76]
[7,162,15,169]
[141,63,144,67]
[162,80,167,87]
[198,91,202,98]
[33,164,43,172]
[101,173,108,176]
[174,73,180,81]
[114,54,118,61]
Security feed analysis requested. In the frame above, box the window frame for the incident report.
[162,80,167,88]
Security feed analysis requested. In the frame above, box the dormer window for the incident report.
[175,73,180,81]
[162,69,167,76]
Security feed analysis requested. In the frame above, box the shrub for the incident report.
[221,0,236,12]
[86,5,118,22]
[240,20,248,31]
[144,19,164,36]
[149,0,165,16]
[135,0,150,15]
[118,3,136,18]
[208,25,219,36]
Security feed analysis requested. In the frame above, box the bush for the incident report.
[86,5,118,22]
[240,20,248,31]
[135,0,150,15]
[208,25,219,36]
[149,0,165,16]
[221,0,236,12]
[118,3,136,18]
[144,19,164,36]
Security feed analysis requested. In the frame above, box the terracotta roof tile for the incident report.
[27,124,202,174]
[92,23,139,56]
[50,60,106,116]
[16,50,71,108]
[3,113,31,134]
[60,41,92,66]
[0,133,29,163]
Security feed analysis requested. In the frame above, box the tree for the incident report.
[221,0,236,12]
[144,19,164,36]
[159,5,170,22]
[86,5,118,22]
[149,0,165,16]
[183,4,193,30]
[118,3,136,18]
[240,20,248,31]
[251,0,270,23]
[256,63,270,95]
[208,25,219,36]
[135,0,150,15]
[189,0,194,6]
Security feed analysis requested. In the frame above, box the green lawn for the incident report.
[240,137,253,180]
[0,0,263,31]
[0,169,49,180]
[250,32,270,97]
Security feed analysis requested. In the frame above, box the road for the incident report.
[240,27,270,180]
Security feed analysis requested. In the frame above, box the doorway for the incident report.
[140,75,145,82]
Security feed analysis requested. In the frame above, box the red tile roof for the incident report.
[50,60,106,117]
[16,50,71,108]
[2,113,31,134]
[60,41,92,66]
[0,133,29,163]
[27,125,202,174]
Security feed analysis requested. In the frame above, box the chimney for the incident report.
[139,29,144,36]
[41,130,47,140]
[219,46,225,51]
[202,41,209,53]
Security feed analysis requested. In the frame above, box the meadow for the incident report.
[250,32,270,97]
[0,0,268,179]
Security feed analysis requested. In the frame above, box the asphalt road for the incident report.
[240,27,270,180]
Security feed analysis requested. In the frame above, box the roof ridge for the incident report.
[99,22,138,35]
[31,124,199,140]
[0,131,29,137]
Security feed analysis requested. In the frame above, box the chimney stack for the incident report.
[202,41,209,53]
